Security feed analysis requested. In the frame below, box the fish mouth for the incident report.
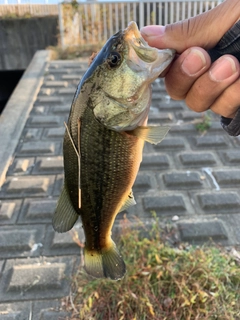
[124,21,175,77]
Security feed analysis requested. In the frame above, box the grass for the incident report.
[64,217,240,320]
[195,112,212,133]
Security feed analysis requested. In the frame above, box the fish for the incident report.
[52,21,175,280]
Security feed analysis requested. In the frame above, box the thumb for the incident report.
[141,0,240,53]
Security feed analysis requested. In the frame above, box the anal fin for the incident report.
[52,182,79,233]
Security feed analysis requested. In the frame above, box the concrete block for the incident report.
[197,192,240,212]
[27,115,62,127]
[153,137,186,151]
[133,172,155,191]
[43,81,68,88]
[162,171,204,189]
[33,157,63,174]
[32,300,70,320]
[43,225,84,256]
[143,193,187,215]
[178,152,217,166]
[0,302,31,320]
[18,141,61,156]
[212,170,240,187]
[51,105,71,114]
[0,225,44,258]
[23,128,42,140]
[44,127,65,139]
[178,219,228,243]
[141,153,170,170]
[220,150,240,164]
[192,135,229,148]
[0,200,21,225]
[18,198,57,223]
[36,96,64,105]
[0,256,75,301]
[1,176,55,198]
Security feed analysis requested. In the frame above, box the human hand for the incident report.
[141,0,240,119]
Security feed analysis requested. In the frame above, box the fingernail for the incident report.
[181,49,207,76]
[210,57,237,81]
[140,25,165,38]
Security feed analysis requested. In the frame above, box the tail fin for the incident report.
[84,240,126,280]
[52,182,79,232]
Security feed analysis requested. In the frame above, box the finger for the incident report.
[141,0,240,53]
[164,47,211,100]
[185,55,240,113]
[210,78,240,118]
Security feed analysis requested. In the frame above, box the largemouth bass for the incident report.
[53,21,175,280]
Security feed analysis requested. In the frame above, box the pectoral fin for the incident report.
[119,190,136,213]
[129,125,170,144]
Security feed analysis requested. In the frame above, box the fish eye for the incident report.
[107,52,121,68]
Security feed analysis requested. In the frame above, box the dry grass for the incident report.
[63,217,240,320]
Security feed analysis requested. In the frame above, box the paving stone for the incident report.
[61,74,82,81]
[162,171,205,189]
[32,299,70,320]
[18,198,57,223]
[18,141,61,156]
[36,96,65,105]
[1,176,55,198]
[143,193,187,215]
[43,81,68,88]
[133,172,155,191]
[31,106,47,115]
[8,158,34,175]
[141,153,170,169]
[45,74,55,81]
[51,105,71,114]
[178,219,228,243]
[191,135,229,148]
[23,128,42,140]
[33,157,63,174]
[0,200,21,225]
[27,115,62,127]
[220,150,240,164]
[153,137,187,151]
[0,256,75,301]
[197,192,240,212]
[178,152,217,167]
[0,225,44,258]
[39,88,55,96]
[57,88,76,95]
[0,302,31,320]
[212,170,240,187]
[43,225,84,256]
[43,127,65,139]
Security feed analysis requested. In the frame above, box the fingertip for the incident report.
[140,25,166,47]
